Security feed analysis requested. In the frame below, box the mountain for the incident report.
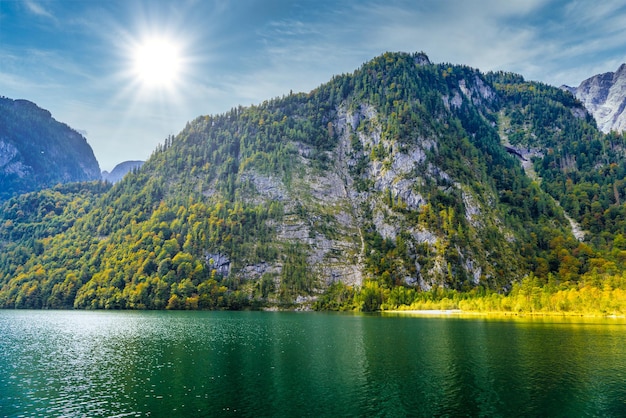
[102,160,145,184]
[563,64,626,133]
[0,97,101,200]
[1,52,626,311]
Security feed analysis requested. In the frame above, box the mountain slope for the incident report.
[133,54,560,292]
[0,97,101,200]
[564,64,626,133]
[1,52,625,310]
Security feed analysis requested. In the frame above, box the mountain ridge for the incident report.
[102,160,145,184]
[1,52,626,311]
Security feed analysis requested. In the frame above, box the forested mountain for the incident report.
[0,97,101,200]
[2,52,626,311]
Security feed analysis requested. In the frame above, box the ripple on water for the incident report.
[3,311,626,417]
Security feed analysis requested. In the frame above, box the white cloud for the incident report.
[265,19,321,37]
[7,0,626,169]
[24,0,55,20]
[316,0,626,86]
[341,1,542,69]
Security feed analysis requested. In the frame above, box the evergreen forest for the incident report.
[3,52,626,314]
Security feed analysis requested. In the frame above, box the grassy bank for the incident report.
[382,282,626,317]
[315,274,626,316]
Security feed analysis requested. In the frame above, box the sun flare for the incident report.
[132,37,182,88]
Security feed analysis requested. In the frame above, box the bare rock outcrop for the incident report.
[566,63,626,133]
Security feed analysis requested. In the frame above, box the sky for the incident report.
[2,0,626,171]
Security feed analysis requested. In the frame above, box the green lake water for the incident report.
[1,310,626,417]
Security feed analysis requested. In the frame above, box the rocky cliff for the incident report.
[564,64,626,132]
[0,97,101,200]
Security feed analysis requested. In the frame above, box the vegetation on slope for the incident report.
[2,52,626,312]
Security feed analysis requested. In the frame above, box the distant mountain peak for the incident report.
[568,63,626,132]
[102,160,144,183]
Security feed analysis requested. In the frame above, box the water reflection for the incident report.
[380,314,626,416]
[2,311,626,417]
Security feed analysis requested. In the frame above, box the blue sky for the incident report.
[2,0,626,171]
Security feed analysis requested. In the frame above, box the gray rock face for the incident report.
[0,140,29,177]
[567,64,626,133]
[205,253,231,276]
[217,71,527,293]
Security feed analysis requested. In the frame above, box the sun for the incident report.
[131,37,182,88]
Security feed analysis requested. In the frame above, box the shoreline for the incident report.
[382,309,626,318]
[384,309,464,315]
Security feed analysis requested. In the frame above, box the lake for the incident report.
[1,310,626,417]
